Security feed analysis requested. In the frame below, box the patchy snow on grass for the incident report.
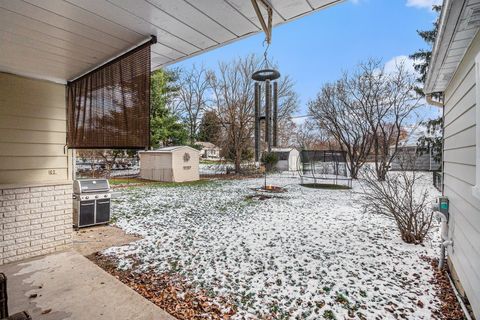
[104,173,441,319]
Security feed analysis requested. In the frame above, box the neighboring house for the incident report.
[139,146,199,183]
[197,141,221,159]
[270,148,300,171]
[425,1,480,317]
[389,146,441,171]
[390,126,441,171]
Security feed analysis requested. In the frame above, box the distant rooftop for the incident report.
[196,141,220,149]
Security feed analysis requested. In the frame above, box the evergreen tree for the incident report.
[417,117,443,163]
[150,69,188,147]
[410,5,443,164]
[197,110,222,144]
[410,5,441,97]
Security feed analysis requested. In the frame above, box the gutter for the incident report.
[424,0,452,93]
[426,93,444,108]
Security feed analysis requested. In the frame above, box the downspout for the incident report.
[426,92,445,193]
[426,93,451,270]
[437,210,453,269]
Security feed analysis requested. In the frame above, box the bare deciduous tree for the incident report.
[309,59,421,180]
[175,65,211,144]
[76,149,101,177]
[209,56,256,173]
[308,80,373,179]
[294,119,336,150]
[96,149,124,178]
[348,60,421,181]
[361,158,434,244]
[275,73,299,119]
[76,149,124,178]
[276,118,297,147]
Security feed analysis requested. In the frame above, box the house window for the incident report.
[474,53,480,199]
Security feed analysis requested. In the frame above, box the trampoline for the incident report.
[298,150,352,189]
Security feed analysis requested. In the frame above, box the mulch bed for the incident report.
[422,256,466,320]
[88,253,237,320]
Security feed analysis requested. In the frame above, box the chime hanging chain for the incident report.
[262,39,271,69]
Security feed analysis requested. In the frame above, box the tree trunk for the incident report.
[376,164,387,181]
[350,160,358,179]
[376,147,389,181]
[234,154,241,174]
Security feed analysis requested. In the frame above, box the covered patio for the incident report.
[0,0,342,318]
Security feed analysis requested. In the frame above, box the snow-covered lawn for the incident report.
[105,174,441,319]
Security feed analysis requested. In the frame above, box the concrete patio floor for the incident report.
[72,225,141,257]
[1,250,175,320]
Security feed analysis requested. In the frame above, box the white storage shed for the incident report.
[271,148,300,171]
[139,146,199,182]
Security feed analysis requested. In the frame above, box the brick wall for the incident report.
[0,182,73,265]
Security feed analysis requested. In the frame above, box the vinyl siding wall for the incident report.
[0,72,71,185]
[443,32,480,317]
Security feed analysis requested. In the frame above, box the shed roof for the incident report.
[0,0,343,84]
[140,146,199,154]
[196,141,220,149]
[271,147,298,153]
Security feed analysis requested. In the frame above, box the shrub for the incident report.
[361,166,434,244]
[261,152,279,172]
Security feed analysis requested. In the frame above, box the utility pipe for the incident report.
[447,273,473,320]
[436,210,453,269]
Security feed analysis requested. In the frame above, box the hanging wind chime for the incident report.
[252,65,280,161]
[250,0,284,192]
[250,0,280,162]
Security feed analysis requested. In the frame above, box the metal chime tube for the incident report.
[254,82,260,162]
[265,79,272,151]
[273,81,278,147]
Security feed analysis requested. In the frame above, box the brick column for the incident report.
[0,182,73,265]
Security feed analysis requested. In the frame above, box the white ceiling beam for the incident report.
[251,0,273,43]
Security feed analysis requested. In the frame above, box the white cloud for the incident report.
[291,116,307,126]
[384,55,417,75]
[406,0,442,10]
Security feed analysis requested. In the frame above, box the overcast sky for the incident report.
[171,0,443,123]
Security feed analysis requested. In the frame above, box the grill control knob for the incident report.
[95,195,99,199]
[104,195,108,198]
[85,196,89,199]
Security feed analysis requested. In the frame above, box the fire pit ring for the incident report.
[251,185,287,193]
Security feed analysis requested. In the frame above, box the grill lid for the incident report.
[73,179,110,194]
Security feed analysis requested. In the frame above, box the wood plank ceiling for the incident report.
[0,0,342,83]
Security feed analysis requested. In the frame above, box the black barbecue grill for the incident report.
[73,179,111,229]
